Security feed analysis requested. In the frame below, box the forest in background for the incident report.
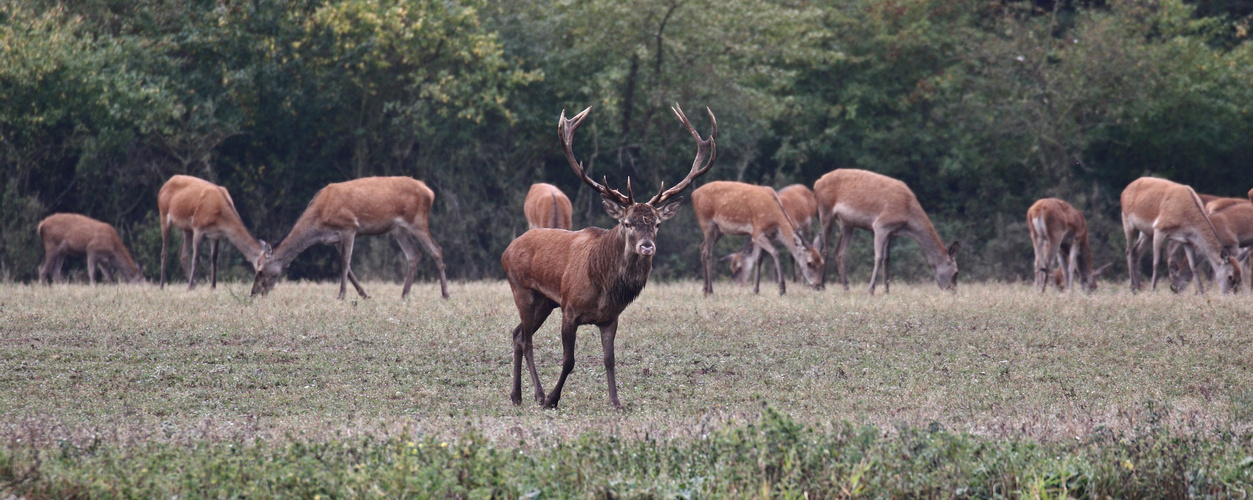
[3,0,1253,286]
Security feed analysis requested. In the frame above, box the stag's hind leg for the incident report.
[543,312,580,409]
[509,288,555,405]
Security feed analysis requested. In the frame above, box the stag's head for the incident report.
[250,241,280,296]
[935,241,960,291]
[559,104,716,260]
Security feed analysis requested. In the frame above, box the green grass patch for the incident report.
[2,408,1251,498]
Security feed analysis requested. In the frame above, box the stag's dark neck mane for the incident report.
[588,224,653,310]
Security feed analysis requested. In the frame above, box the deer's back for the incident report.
[38,213,121,252]
[309,177,434,232]
[691,181,784,234]
[814,169,922,227]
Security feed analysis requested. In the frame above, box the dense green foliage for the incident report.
[2,408,1251,498]
[3,0,1253,284]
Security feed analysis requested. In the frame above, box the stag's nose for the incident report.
[638,241,655,256]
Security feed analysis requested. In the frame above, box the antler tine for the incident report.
[559,106,631,206]
[649,104,718,206]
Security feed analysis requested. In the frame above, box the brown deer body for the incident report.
[1168,197,1253,292]
[724,184,818,285]
[251,176,449,300]
[37,213,143,284]
[814,169,959,294]
[1121,177,1240,294]
[158,175,266,289]
[693,181,823,295]
[501,105,715,409]
[1026,198,1109,293]
[523,183,573,230]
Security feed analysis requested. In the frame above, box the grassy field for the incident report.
[2,279,1252,496]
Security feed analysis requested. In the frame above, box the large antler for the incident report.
[648,104,717,206]
[559,107,633,206]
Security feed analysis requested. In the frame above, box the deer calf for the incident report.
[1026,198,1109,294]
[38,213,143,284]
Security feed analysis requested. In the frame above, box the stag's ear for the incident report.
[1239,247,1252,263]
[602,195,627,220]
[656,198,682,221]
[947,240,961,257]
[1221,246,1232,260]
[260,240,273,258]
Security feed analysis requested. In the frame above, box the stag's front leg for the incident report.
[599,319,622,409]
[543,313,579,409]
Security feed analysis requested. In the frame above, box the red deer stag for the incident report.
[1026,198,1110,293]
[158,175,267,289]
[814,169,959,294]
[1121,177,1240,294]
[501,104,715,409]
[251,176,450,300]
[523,183,573,230]
[37,213,143,284]
[1168,197,1253,292]
[693,181,823,295]
[724,184,818,284]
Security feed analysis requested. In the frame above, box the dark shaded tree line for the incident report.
[3,0,1252,286]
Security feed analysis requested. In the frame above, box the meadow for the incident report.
[2,279,1252,497]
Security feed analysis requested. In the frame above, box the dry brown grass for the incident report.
[1,279,1251,448]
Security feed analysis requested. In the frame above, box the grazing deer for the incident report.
[693,181,823,295]
[724,184,818,285]
[250,176,450,300]
[814,169,959,294]
[1121,177,1241,294]
[37,213,144,284]
[1168,197,1253,292]
[158,175,267,289]
[501,104,715,409]
[1026,198,1110,293]
[523,183,574,230]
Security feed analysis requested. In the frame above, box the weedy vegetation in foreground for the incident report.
[1,280,1252,497]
